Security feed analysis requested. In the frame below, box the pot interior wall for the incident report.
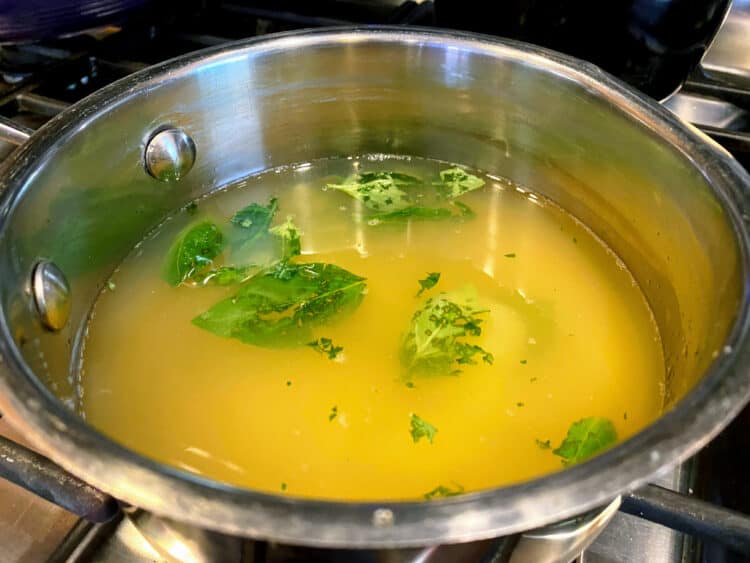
[0,34,742,423]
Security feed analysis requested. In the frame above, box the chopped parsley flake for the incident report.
[416,272,441,297]
[281,482,287,491]
[286,380,292,387]
[536,439,551,450]
[307,337,344,360]
[329,405,338,422]
[424,483,464,499]
[410,413,437,444]
[504,253,516,258]
[520,359,527,365]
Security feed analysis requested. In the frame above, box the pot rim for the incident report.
[1,26,750,547]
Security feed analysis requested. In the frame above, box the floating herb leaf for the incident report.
[270,216,302,260]
[553,417,617,466]
[192,265,255,286]
[163,221,225,286]
[326,172,418,212]
[424,483,464,500]
[329,406,338,422]
[308,337,343,360]
[372,206,453,222]
[193,262,367,347]
[434,167,485,198]
[401,286,493,377]
[410,413,437,444]
[231,197,278,239]
[416,272,441,297]
[356,171,422,187]
[451,201,475,218]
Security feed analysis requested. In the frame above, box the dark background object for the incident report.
[435,0,732,100]
[0,0,152,44]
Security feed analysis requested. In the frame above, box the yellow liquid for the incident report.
[80,156,665,500]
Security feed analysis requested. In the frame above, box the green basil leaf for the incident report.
[192,262,366,347]
[270,216,302,260]
[163,221,224,286]
[401,286,493,378]
[326,171,418,212]
[434,167,485,198]
[553,417,618,465]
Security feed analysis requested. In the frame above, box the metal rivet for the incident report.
[31,260,71,332]
[144,127,196,182]
[372,508,394,528]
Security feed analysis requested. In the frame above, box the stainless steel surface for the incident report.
[144,127,197,182]
[622,483,750,553]
[0,433,118,522]
[584,467,691,563]
[126,511,244,562]
[663,93,748,129]
[0,416,80,563]
[703,0,750,77]
[510,497,621,563]
[31,260,72,332]
[17,93,71,118]
[0,114,32,146]
[0,28,749,548]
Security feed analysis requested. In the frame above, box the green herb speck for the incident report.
[520,359,527,365]
[410,413,437,444]
[329,405,338,422]
[308,337,344,360]
[536,439,551,450]
[416,272,440,297]
[424,483,464,499]
[281,482,287,491]
[185,201,198,215]
[623,412,628,420]
[517,402,525,407]
[504,253,516,258]
[405,381,415,388]
[286,380,292,387]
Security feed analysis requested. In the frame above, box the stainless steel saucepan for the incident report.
[0,28,750,561]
